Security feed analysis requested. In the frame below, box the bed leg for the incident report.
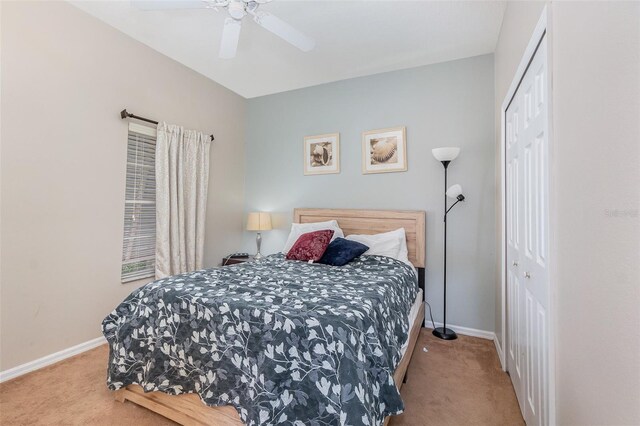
[114,389,126,403]
[402,371,408,384]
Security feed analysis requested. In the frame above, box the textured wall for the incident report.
[244,55,496,332]
[0,1,245,370]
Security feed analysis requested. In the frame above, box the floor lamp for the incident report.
[432,147,466,340]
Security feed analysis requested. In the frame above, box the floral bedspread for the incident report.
[103,254,418,426]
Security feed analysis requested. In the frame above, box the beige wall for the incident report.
[495,1,640,423]
[493,0,546,348]
[0,1,246,370]
[552,2,640,424]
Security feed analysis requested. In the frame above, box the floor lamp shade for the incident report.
[446,184,463,199]
[246,212,272,231]
[432,147,460,162]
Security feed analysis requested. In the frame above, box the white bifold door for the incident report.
[505,34,549,426]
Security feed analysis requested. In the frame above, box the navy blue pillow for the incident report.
[319,237,369,266]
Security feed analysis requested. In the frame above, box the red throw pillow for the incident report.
[286,230,334,262]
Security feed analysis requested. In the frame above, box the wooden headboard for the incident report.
[293,208,426,268]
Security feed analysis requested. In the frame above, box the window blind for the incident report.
[121,123,157,282]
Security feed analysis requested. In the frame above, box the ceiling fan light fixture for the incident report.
[227,1,246,19]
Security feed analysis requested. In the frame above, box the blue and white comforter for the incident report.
[103,254,418,426]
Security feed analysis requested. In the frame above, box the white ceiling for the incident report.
[71,1,506,98]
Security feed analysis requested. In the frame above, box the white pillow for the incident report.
[396,229,410,264]
[345,228,407,261]
[282,220,344,254]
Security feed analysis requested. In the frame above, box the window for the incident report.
[121,123,156,282]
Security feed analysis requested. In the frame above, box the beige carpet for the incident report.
[0,329,523,425]
[391,330,524,425]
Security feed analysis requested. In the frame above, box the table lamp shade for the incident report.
[247,212,272,231]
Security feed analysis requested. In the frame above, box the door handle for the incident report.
[524,272,531,279]
[512,261,519,267]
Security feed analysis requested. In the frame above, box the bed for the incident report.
[108,208,426,425]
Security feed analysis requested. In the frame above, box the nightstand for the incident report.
[221,256,252,266]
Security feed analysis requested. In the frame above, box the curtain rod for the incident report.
[120,109,215,142]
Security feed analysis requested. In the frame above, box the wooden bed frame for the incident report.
[115,208,426,425]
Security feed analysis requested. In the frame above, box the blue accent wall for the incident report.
[244,54,496,332]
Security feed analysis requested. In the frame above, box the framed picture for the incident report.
[304,133,340,175]
[362,126,407,174]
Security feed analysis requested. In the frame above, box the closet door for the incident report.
[506,69,525,416]
[506,35,549,426]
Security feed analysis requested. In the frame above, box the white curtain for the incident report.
[155,122,211,279]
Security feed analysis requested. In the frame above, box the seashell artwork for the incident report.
[311,142,332,166]
[304,133,340,175]
[370,137,398,165]
[362,126,407,174]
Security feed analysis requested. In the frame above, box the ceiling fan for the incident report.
[132,0,316,59]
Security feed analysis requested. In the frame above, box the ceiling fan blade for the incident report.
[219,18,242,59]
[252,11,315,52]
[131,0,212,11]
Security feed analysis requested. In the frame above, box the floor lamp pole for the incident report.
[433,160,458,340]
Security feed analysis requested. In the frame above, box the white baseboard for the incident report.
[0,336,107,383]
[494,335,506,370]
[426,320,495,341]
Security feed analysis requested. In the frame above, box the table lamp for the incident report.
[246,212,272,259]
